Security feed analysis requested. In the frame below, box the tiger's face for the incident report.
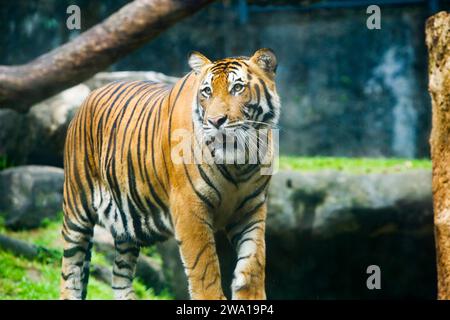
[189,49,280,164]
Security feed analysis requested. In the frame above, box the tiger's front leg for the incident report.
[227,203,267,300]
[172,195,226,300]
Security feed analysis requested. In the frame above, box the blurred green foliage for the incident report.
[279,156,431,173]
[0,155,14,171]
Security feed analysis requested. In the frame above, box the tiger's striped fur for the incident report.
[60,49,280,300]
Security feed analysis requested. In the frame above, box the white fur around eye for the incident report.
[200,73,213,97]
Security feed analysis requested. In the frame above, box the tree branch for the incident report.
[0,0,214,112]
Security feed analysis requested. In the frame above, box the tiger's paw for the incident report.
[113,287,136,300]
[231,273,266,300]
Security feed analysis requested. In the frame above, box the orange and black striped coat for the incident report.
[60,48,280,300]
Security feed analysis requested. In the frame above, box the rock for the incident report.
[267,170,432,238]
[0,166,64,229]
[0,234,40,259]
[157,169,435,299]
[0,109,27,164]
[90,265,112,285]
[264,169,435,299]
[135,254,166,294]
[25,84,91,166]
[0,234,60,262]
[84,71,179,91]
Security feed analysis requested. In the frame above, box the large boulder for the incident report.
[0,166,64,229]
[0,85,91,166]
[25,84,91,166]
[157,169,435,299]
[0,109,27,164]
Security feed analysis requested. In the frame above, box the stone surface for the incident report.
[157,169,435,299]
[25,84,91,166]
[0,166,64,229]
[0,109,27,164]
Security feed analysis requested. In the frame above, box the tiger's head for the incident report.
[189,49,280,164]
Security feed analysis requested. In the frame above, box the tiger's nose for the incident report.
[208,115,228,128]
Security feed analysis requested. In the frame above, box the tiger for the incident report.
[60,48,280,300]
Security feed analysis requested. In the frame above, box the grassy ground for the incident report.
[0,218,172,300]
[279,156,431,173]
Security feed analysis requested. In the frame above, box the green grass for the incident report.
[3,218,63,249]
[279,156,431,173]
[0,250,116,300]
[0,217,172,300]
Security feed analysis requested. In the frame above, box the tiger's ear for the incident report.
[188,51,211,74]
[250,48,277,77]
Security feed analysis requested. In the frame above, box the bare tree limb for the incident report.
[0,0,214,112]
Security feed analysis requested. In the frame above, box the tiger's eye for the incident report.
[233,84,244,92]
[202,87,211,96]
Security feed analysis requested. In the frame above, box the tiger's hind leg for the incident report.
[80,240,93,299]
[60,213,95,300]
[112,240,140,300]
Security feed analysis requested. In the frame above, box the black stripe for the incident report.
[115,260,133,270]
[232,225,263,248]
[197,164,222,204]
[205,274,219,290]
[112,285,133,290]
[237,237,255,248]
[65,217,93,236]
[61,272,74,280]
[235,177,270,211]
[112,271,133,281]
[200,260,215,283]
[216,164,238,187]
[168,73,192,149]
[189,241,214,270]
[183,162,214,209]
[259,78,275,119]
[63,246,86,258]
[236,254,252,263]
[115,246,140,257]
